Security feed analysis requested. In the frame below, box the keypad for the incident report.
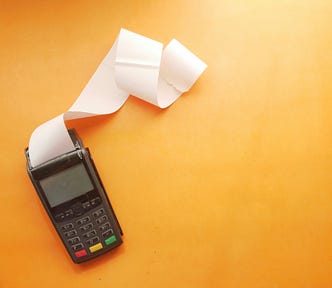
[61,205,117,259]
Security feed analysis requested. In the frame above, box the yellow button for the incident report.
[89,243,103,253]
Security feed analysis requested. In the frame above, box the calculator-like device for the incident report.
[25,129,123,263]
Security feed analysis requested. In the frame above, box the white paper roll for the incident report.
[28,28,207,167]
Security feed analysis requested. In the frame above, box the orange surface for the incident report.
[1,1,332,287]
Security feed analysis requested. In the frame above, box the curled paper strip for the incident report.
[28,28,207,167]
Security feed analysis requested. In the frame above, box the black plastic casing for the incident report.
[25,129,123,263]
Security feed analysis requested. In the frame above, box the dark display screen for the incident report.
[39,163,94,207]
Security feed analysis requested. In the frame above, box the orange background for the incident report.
[1,1,331,287]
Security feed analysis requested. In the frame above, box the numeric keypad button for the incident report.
[96,215,108,224]
[72,243,84,251]
[68,236,81,245]
[61,223,74,231]
[64,229,77,238]
[99,222,111,232]
[80,223,93,232]
[86,237,99,246]
[93,208,104,218]
[76,216,90,226]
[83,230,97,239]
[102,229,113,239]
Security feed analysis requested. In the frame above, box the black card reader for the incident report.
[25,129,123,263]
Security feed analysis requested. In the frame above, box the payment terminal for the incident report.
[25,129,123,263]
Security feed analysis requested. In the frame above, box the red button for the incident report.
[75,249,87,258]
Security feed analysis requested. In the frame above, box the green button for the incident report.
[105,235,117,246]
